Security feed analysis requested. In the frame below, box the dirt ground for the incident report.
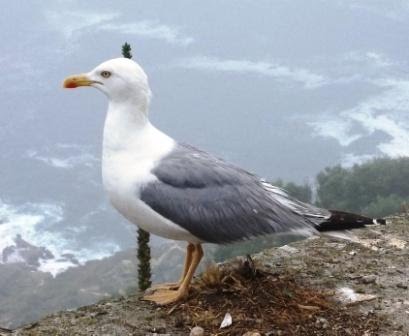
[5,214,409,336]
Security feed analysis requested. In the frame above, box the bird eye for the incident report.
[100,71,111,78]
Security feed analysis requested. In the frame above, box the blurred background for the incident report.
[1,0,409,328]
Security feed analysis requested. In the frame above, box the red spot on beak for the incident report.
[64,81,78,89]
[63,74,90,89]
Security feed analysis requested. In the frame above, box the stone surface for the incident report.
[7,214,409,335]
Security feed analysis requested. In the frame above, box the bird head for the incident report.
[63,58,152,109]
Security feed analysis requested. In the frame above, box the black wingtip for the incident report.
[316,210,386,232]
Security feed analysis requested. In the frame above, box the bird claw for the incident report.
[142,288,187,305]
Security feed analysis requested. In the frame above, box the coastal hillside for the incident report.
[0,240,189,329]
[3,214,408,335]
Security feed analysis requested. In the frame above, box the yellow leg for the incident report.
[180,243,195,281]
[146,243,194,292]
[143,244,203,305]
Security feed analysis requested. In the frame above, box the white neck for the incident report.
[103,100,149,151]
[101,100,175,192]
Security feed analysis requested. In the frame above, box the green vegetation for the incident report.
[316,157,409,218]
[121,42,132,59]
[122,42,152,291]
[137,229,152,291]
[272,157,409,219]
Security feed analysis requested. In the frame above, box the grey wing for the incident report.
[140,143,330,244]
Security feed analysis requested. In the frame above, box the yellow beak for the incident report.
[63,74,93,89]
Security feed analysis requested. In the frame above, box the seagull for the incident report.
[63,58,385,305]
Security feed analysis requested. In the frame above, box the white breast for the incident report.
[102,109,201,243]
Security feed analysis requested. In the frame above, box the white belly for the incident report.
[101,121,202,243]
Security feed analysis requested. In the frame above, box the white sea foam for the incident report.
[0,201,61,253]
[0,199,120,276]
[309,78,409,160]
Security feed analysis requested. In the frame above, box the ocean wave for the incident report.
[0,199,120,276]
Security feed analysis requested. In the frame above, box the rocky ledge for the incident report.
[3,214,408,336]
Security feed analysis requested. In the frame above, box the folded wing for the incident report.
[140,143,330,244]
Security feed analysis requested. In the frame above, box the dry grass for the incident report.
[167,258,382,335]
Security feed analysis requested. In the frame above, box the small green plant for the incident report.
[122,42,132,59]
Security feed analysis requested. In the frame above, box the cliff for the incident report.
[3,215,409,336]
